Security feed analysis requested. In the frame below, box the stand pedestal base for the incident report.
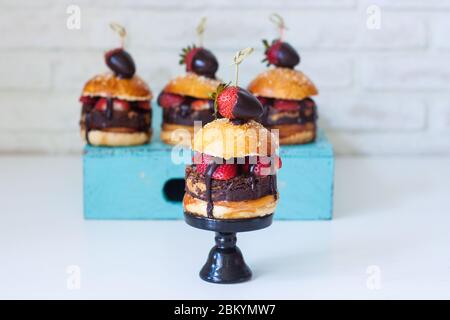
[200,232,252,284]
[184,212,273,284]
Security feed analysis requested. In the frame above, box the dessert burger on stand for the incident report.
[79,23,152,146]
[184,48,282,220]
[183,49,282,284]
[248,14,318,145]
[157,17,221,146]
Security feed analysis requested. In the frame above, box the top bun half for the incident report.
[163,73,221,99]
[82,73,152,101]
[248,67,317,100]
[192,118,278,160]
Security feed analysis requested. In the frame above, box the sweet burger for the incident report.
[79,23,152,146]
[248,14,318,145]
[157,18,221,146]
[184,48,282,220]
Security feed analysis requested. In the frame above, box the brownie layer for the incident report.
[80,103,151,132]
[162,99,215,126]
[185,165,277,202]
[260,97,317,126]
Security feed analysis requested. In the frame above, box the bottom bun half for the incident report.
[183,193,277,219]
[81,130,151,146]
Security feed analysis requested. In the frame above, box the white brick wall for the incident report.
[0,0,449,155]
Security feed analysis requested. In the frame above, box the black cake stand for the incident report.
[184,212,273,284]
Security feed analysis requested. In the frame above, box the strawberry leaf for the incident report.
[179,44,197,66]
[210,82,229,119]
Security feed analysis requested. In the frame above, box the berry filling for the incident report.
[158,92,215,126]
[257,96,317,126]
[79,95,152,144]
[188,152,282,218]
[192,153,281,180]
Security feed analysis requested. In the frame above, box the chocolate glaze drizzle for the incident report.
[84,112,91,144]
[200,156,278,219]
[106,97,114,120]
[205,161,219,218]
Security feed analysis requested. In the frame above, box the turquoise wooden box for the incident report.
[83,107,334,220]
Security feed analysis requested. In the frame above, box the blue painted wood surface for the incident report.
[83,106,334,220]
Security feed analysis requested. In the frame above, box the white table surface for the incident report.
[0,155,449,299]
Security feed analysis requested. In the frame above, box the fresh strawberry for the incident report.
[193,153,237,180]
[113,99,131,111]
[192,153,212,172]
[304,98,315,108]
[275,155,282,170]
[262,39,300,69]
[215,85,239,119]
[212,164,238,180]
[79,96,97,105]
[137,101,151,110]
[95,98,130,112]
[273,99,299,111]
[257,96,269,106]
[158,92,184,109]
[191,99,210,111]
[252,155,282,176]
[94,98,107,111]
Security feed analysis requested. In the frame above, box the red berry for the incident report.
[217,86,238,119]
[184,47,201,73]
[191,99,210,111]
[158,93,184,108]
[252,156,282,176]
[95,98,130,112]
[94,98,106,111]
[257,96,269,106]
[193,153,237,180]
[266,40,282,66]
[137,101,151,110]
[79,96,96,105]
[212,164,237,180]
[275,156,282,170]
[193,153,212,173]
[273,99,299,111]
[113,99,130,111]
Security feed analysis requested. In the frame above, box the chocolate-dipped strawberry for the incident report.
[248,14,319,145]
[104,23,136,78]
[79,23,153,147]
[180,45,218,78]
[179,18,218,78]
[105,48,135,79]
[211,47,262,124]
[213,84,263,122]
[262,39,300,68]
[158,17,221,146]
